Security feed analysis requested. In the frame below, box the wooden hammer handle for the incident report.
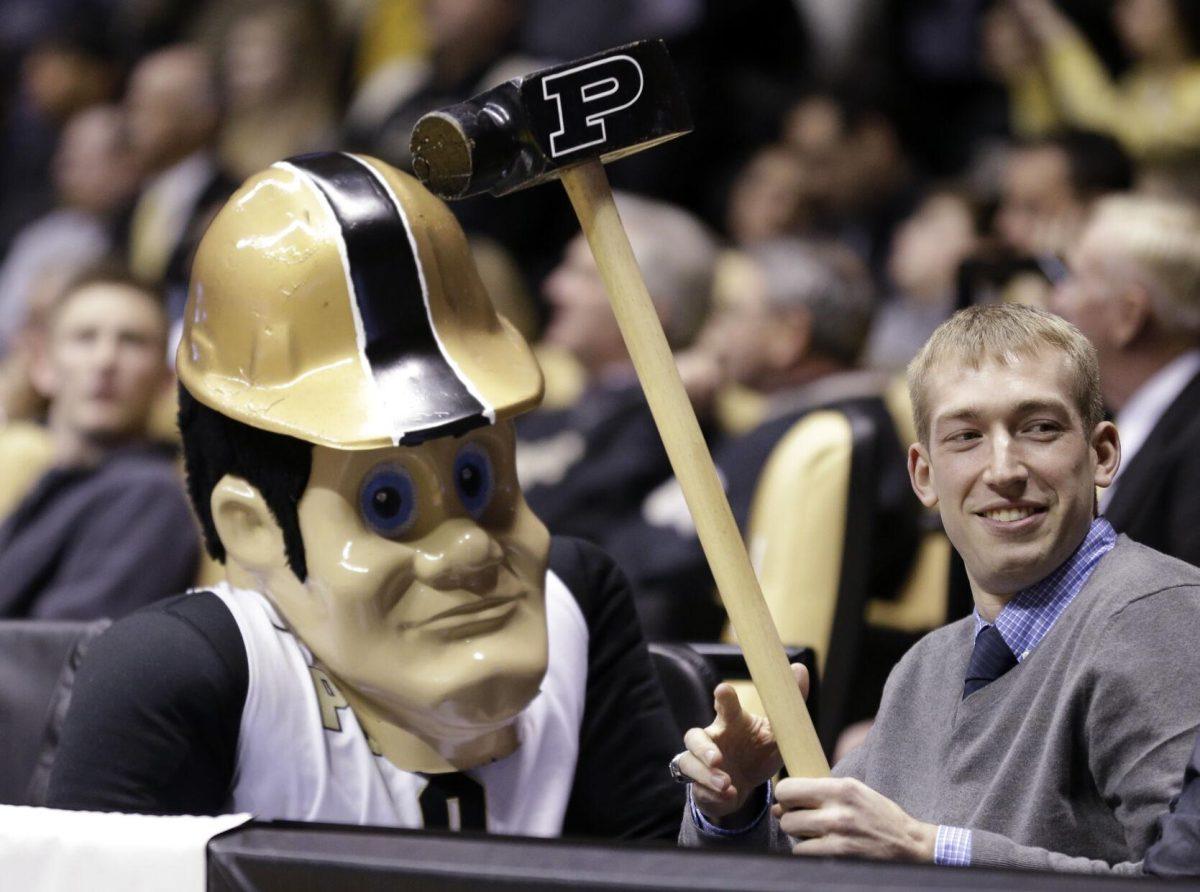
[559,160,830,779]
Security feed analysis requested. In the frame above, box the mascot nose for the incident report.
[414,519,503,589]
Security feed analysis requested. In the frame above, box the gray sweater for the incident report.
[682,537,1200,874]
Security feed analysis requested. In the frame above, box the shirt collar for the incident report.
[972,517,1117,661]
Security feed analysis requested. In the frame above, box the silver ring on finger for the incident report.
[668,751,689,784]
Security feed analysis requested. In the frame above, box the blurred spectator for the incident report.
[516,193,716,551]
[0,15,121,257]
[346,0,575,289]
[995,129,1133,258]
[348,0,428,87]
[122,43,235,318]
[962,128,1134,312]
[345,0,529,168]
[606,240,918,640]
[1005,0,1200,166]
[0,104,139,355]
[209,0,340,180]
[1052,194,1200,567]
[794,0,881,84]
[861,0,1124,177]
[724,145,810,246]
[0,267,199,619]
[875,0,1008,176]
[866,186,984,372]
[780,91,921,284]
[982,0,1056,135]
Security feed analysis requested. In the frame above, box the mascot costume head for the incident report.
[177,151,548,772]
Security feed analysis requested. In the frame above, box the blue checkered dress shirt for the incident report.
[934,517,1117,867]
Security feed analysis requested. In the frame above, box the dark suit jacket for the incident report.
[517,379,675,546]
[1144,731,1200,877]
[0,444,200,620]
[1105,368,1200,569]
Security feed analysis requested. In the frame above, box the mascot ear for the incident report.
[211,474,289,574]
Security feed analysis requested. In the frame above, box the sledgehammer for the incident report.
[411,40,829,779]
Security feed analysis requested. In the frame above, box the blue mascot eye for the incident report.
[360,466,417,536]
[454,443,494,519]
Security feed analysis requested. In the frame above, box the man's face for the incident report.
[783,97,854,217]
[996,147,1079,256]
[726,148,808,246]
[36,283,168,443]
[1051,223,1128,360]
[222,10,293,110]
[909,349,1118,597]
[125,51,215,173]
[1114,0,1178,58]
[542,236,626,374]
[701,262,777,389]
[54,108,139,215]
[888,193,976,301]
[267,421,551,747]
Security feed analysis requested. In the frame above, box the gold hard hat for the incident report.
[177,152,543,449]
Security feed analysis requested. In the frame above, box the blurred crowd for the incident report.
[5,0,1200,744]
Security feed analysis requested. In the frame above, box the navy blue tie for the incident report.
[963,625,1018,699]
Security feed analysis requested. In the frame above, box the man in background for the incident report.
[516,193,717,553]
[0,104,140,355]
[607,239,917,642]
[122,44,234,320]
[995,130,1132,259]
[0,268,198,619]
[1052,193,1200,567]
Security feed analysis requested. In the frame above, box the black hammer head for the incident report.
[410,40,691,199]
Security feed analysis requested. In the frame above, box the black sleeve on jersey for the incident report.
[551,536,686,841]
[46,591,247,815]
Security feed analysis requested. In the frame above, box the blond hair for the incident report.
[907,304,1103,443]
[1087,194,1200,335]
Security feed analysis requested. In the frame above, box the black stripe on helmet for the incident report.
[284,151,488,444]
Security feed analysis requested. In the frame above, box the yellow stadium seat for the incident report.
[870,376,951,635]
[729,411,852,675]
[0,422,54,522]
[866,530,951,633]
[882,374,916,452]
[723,407,880,750]
[713,384,768,437]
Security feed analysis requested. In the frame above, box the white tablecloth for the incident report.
[0,805,251,892]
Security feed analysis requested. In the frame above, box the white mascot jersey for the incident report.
[209,573,589,835]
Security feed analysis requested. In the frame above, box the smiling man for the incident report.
[46,152,682,839]
[679,303,1200,873]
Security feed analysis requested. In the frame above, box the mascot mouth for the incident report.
[405,592,523,636]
